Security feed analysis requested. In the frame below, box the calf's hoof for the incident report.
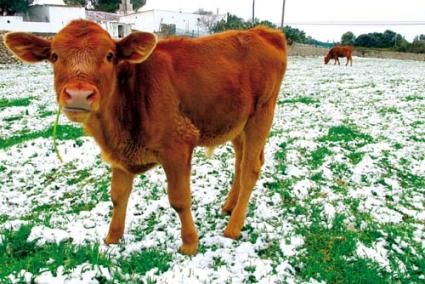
[179,242,198,255]
[104,233,122,245]
[223,226,241,240]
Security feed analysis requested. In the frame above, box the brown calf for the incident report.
[324,45,353,66]
[4,20,287,255]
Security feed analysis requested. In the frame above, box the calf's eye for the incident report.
[106,52,114,62]
[51,53,58,63]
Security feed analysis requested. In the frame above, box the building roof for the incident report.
[31,0,66,5]
[86,10,120,22]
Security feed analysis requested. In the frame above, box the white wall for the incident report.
[48,6,85,27]
[0,6,85,33]
[25,6,50,22]
[120,10,209,36]
[0,16,57,33]
[120,10,156,32]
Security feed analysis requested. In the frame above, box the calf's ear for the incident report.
[116,32,157,64]
[4,32,51,63]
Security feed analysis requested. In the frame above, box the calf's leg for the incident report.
[224,99,276,239]
[160,146,198,255]
[104,168,134,244]
[222,134,244,214]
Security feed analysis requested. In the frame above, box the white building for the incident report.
[120,5,216,36]
[86,10,132,39]
[0,0,222,38]
[0,0,85,33]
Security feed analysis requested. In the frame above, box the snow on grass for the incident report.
[1,56,425,283]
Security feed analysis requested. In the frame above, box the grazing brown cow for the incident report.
[4,20,287,255]
[324,45,353,66]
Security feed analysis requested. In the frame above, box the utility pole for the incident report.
[280,0,286,29]
[252,0,255,24]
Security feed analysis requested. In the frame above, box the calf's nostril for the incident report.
[64,90,72,100]
[86,93,95,102]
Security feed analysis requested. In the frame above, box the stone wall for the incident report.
[0,34,19,64]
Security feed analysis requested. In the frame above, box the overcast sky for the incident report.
[143,0,425,42]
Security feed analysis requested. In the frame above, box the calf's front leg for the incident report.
[160,147,198,255]
[104,167,134,244]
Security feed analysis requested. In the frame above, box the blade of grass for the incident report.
[53,105,63,163]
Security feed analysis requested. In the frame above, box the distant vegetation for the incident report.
[0,0,30,15]
[342,30,425,53]
[211,13,332,48]
[90,0,146,12]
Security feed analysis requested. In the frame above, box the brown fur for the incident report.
[325,45,353,66]
[4,20,287,255]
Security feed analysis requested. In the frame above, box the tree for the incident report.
[382,30,397,47]
[131,0,145,11]
[211,13,248,33]
[93,0,119,12]
[92,0,144,12]
[194,9,220,33]
[254,19,276,29]
[354,30,405,49]
[0,0,30,15]
[408,34,425,53]
[341,31,356,45]
[283,25,307,43]
[64,0,86,6]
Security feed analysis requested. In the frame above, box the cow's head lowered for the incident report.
[324,53,332,64]
[4,20,157,123]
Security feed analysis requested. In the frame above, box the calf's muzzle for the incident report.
[61,82,99,112]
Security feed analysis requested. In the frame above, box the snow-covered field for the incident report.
[0,57,424,283]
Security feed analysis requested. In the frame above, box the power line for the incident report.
[286,21,425,26]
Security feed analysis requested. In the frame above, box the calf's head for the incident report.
[4,20,157,123]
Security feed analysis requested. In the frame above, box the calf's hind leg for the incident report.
[224,100,275,239]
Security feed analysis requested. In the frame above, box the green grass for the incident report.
[0,125,85,149]
[0,224,173,282]
[66,176,111,214]
[379,152,425,189]
[347,151,364,165]
[280,96,320,105]
[116,249,172,281]
[131,214,159,241]
[212,256,226,271]
[378,107,400,115]
[409,135,425,143]
[0,98,32,109]
[274,142,290,174]
[404,95,424,101]
[66,169,91,186]
[319,125,373,148]
[294,213,391,284]
[3,115,24,122]
[0,225,111,281]
[38,110,55,118]
[310,147,332,169]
